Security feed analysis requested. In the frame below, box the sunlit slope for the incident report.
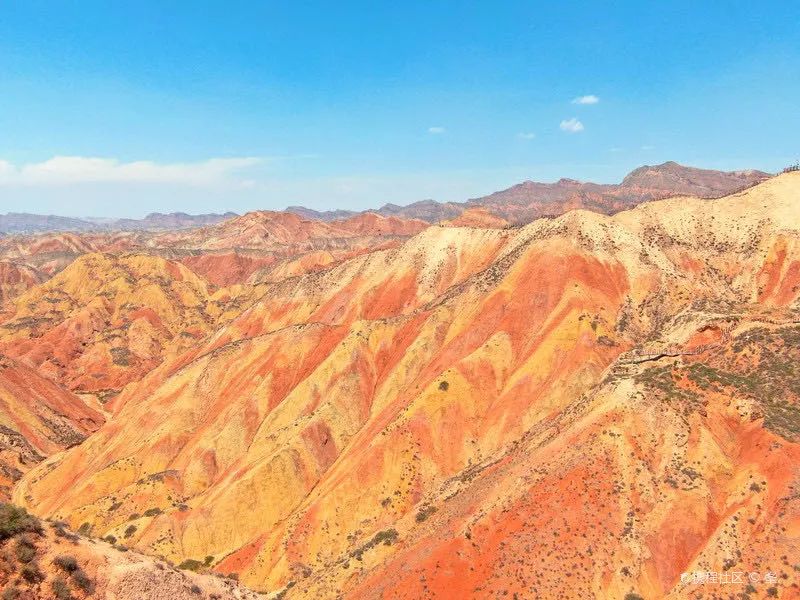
[0,253,217,397]
[15,173,800,598]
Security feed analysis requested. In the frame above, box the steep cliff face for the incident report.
[13,174,800,598]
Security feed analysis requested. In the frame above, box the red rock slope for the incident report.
[0,253,218,399]
[0,356,103,501]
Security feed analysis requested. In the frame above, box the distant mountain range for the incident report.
[0,211,237,234]
[0,162,771,234]
[287,161,771,224]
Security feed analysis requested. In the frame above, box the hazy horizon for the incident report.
[0,159,784,220]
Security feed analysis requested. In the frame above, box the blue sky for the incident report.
[0,1,798,217]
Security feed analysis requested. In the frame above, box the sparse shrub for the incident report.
[52,521,80,543]
[124,524,137,538]
[415,505,438,523]
[14,536,37,563]
[105,534,118,544]
[72,568,95,593]
[624,594,645,600]
[372,529,398,546]
[53,554,79,573]
[143,507,162,517]
[1,587,20,600]
[438,380,449,391]
[0,503,42,540]
[177,558,204,572]
[20,561,44,583]
[110,346,131,367]
[190,584,202,595]
[52,577,73,600]
[77,522,92,536]
[204,555,214,566]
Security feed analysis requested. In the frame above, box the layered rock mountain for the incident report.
[10,173,799,598]
[462,161,770,224]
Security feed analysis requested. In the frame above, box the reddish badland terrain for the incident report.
[1,168,798,599]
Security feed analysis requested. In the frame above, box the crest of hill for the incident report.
[112,211,238,231]
[157,210,427,251]
[621,160,770,196]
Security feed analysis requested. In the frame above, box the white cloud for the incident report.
[572,95,600,105]
[0,156,262,186]
[427,126,445,134]
[559,118,584,133]
[517,132,536,140]
[641,145,655,151]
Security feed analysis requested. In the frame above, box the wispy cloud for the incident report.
[517,132,536,140]
[427,126,445,134]
[0,156,262,186]
[559,118,584,133]
[572,94,599,105]
[641,145,655,151]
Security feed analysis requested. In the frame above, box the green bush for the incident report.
[14,536,37,563]
[20,561,44,583]
[53,554,79,573]
[1,587,20,600]
[0,503,42,540]
[415,505,438,523]
[72,568,95,593]
[372,529,398,546]
[177,558,204,572]
[52,577,73,600]
[77,522,92,536]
